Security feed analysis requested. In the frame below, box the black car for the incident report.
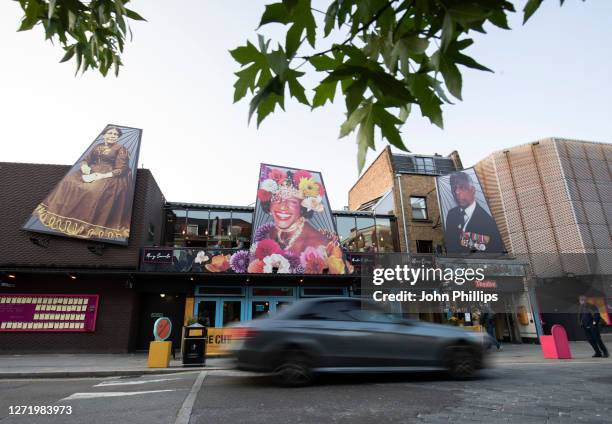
[228,297,493,386]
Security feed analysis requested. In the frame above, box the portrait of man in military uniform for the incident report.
[438,170,504,254]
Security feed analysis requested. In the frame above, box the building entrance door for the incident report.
[136,293,185,351]
[195,298,246,327]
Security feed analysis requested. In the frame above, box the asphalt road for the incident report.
[1,362,612,424]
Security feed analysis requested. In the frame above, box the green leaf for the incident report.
[454,53,492,72]
[523,0,543,24]
[398,104,411,123]
[309,54,338,71]
[233,64,260,102]
[260,3,291,26]
[441,13,455,52]
[312,81,337,108]
[282,0,299,13]
[489,9,510,30]
[266,47,289,79]
[287,71,309,105]
[48,0,57,20]
[285,23,303,58]
[256,92,284,126]
[59,45,76,63]
[18,0,43,32]
[324,1,338,36]
[230,41,261,66]
[409,74,444,129]
[372,104,407,151]
[345,77,368,116]
[249,76,284,124]
[367,71,414,103]
[125,8,146,21]
[356,101,374,172]
[339,104,369,138]
[439,57,462,100]
[448,3,491,28]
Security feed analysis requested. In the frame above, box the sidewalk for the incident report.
[0,353,232,379]
[489,340,611,365]
[1,341,610,379]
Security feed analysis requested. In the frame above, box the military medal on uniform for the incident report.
[460,231,490,251]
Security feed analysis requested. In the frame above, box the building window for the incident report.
[355,217,377,252]
[164,208,187,247]
[410,197,428,220]
[208,210,232,247]
[416,240,433,253]
[335,216,356,251]
[375,217,395,252]
[185,209,210,248]
[414,157,435,173]
[230,211,253,249]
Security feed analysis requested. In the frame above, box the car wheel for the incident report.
[445,347,477,380]
[273,351,314,387]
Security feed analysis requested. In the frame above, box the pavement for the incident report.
[0,354,231,379]
[0,340,609,379]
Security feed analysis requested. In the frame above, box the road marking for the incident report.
[94,377,182,387]
[60,390,176,401]
[175,371,207,424]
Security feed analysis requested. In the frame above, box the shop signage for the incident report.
[153,317,172,341]
[0,294,99,332]
[205,328,232,356]
[143,249,173,264]
[475,279,497,289]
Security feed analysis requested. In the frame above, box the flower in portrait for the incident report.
[263,253,291,273]
[229,250,250,273]
[298,177,319,197]
[301,196,324,213]
[260,179,278,193]
[255,239,283,260]
[205,254,231,272]
[247,259,265,273]
[194,251,209,264]
[268,168,287,184]
[292,170,312,186]
[257,189,272,203]
[300,246,328,274]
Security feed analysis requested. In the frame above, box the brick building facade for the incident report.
[0,162,165,352]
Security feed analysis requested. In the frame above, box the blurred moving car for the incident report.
[228,297,494,386]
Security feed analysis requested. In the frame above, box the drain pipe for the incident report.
[396,173,410,252]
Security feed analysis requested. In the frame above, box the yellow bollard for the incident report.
[147,341,172,368]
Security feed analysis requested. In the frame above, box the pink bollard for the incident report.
[540,324,572,359]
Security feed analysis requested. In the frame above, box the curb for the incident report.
[0,366,230,380]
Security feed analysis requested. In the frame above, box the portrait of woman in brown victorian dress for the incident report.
[32,126,134,241]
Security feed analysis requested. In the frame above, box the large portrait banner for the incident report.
[23,124,142,245]
[436,168,505,254]
[244,164,350,274]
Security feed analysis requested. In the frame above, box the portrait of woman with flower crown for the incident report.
[241,164,349,275]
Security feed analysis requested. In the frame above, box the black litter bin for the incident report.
[182,323,207,366]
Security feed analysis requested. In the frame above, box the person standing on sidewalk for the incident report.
[480,304,501,350]
[579,296,609,358]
